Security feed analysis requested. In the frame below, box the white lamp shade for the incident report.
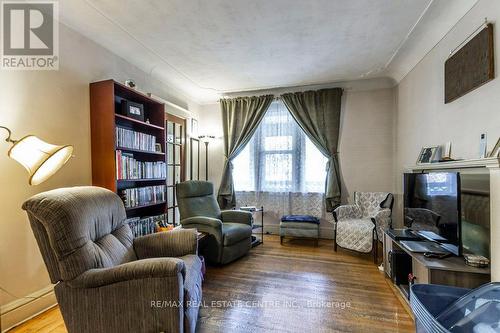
[199,135,215,143]
[8,135,73,185]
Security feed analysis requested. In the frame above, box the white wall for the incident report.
[198,87,396,237]
[395,0,500,226]
[0,23,200,330]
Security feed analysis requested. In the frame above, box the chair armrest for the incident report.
[371,208,392,231]
[67,258,185,289]
[221,210,253,226]
[181,216,223,231]
[134,229,197,259]
[181,216,223,242]
[333,204,362,222]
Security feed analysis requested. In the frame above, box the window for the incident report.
[233,100,328,193]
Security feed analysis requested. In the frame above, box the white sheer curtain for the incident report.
[232,100,331,220]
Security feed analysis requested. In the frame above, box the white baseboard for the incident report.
[262,225,335,239]
[1,285,57,332]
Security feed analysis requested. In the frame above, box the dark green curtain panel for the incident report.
[281,88,343,211]
[217,95,274,208]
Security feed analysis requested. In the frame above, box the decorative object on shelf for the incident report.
[124,79,136,89]
[489,137,500,157]
[121,100,145,121]
[445,21,494,104]
[479,133,487,158]
[199,134,215,181]
[190,137,200,180]
[440,141,454,161]
[417,146,439,164]
[464,254,490,268]
[154,143,162,153]
[0,126,73,185]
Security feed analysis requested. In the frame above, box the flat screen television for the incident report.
[404,172,461,255]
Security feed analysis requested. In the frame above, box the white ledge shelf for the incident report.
[407,157,500,171]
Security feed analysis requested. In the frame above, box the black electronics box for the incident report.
[389,250,412,285]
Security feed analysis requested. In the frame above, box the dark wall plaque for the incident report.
[445,23,494,104]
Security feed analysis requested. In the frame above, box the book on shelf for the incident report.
[116,150,166,180]
[120,185,166,208]
[126,213,169,237]
[115,126,157,152]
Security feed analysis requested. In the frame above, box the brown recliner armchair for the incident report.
[23,186,202,333]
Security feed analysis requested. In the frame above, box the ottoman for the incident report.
[280,215,320,246]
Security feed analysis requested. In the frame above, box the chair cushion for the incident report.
[281,215,320,224]
[222,223,252,246]
[336,218,375,253]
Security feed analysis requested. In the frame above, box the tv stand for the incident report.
[383,230,490,302]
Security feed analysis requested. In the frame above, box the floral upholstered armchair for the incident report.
[332,192,393,262]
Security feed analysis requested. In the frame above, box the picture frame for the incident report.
[155,143,162,153]
[489,137,500,157]
[121,100,145,121]
[417,146,439,164]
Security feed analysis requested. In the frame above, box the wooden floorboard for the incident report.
[9,235,414,333]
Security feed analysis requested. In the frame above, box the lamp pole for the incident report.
[199,135,215,181]
[204,141,209,181]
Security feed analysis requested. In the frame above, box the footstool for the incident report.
[280,215,320,246]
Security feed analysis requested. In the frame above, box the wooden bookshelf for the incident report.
[90,79,167,221]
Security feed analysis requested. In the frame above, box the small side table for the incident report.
[251,206,264,246]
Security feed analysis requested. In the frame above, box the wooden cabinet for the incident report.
[383,231,490,303]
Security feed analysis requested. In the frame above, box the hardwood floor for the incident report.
[9,235,414,333]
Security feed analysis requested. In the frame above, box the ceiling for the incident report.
[59,0,478,104]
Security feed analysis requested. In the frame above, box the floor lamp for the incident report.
[1,125,73,331]
[198,135,215,181]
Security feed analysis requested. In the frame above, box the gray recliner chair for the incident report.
[23,186,202,333]
[176,181,253,265]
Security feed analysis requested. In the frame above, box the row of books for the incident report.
[116,127,157,152]
[116,150,166,180]
[120,185,166,208]
[126,213,169,237]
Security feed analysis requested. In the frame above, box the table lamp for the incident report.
[1,126,73,185]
